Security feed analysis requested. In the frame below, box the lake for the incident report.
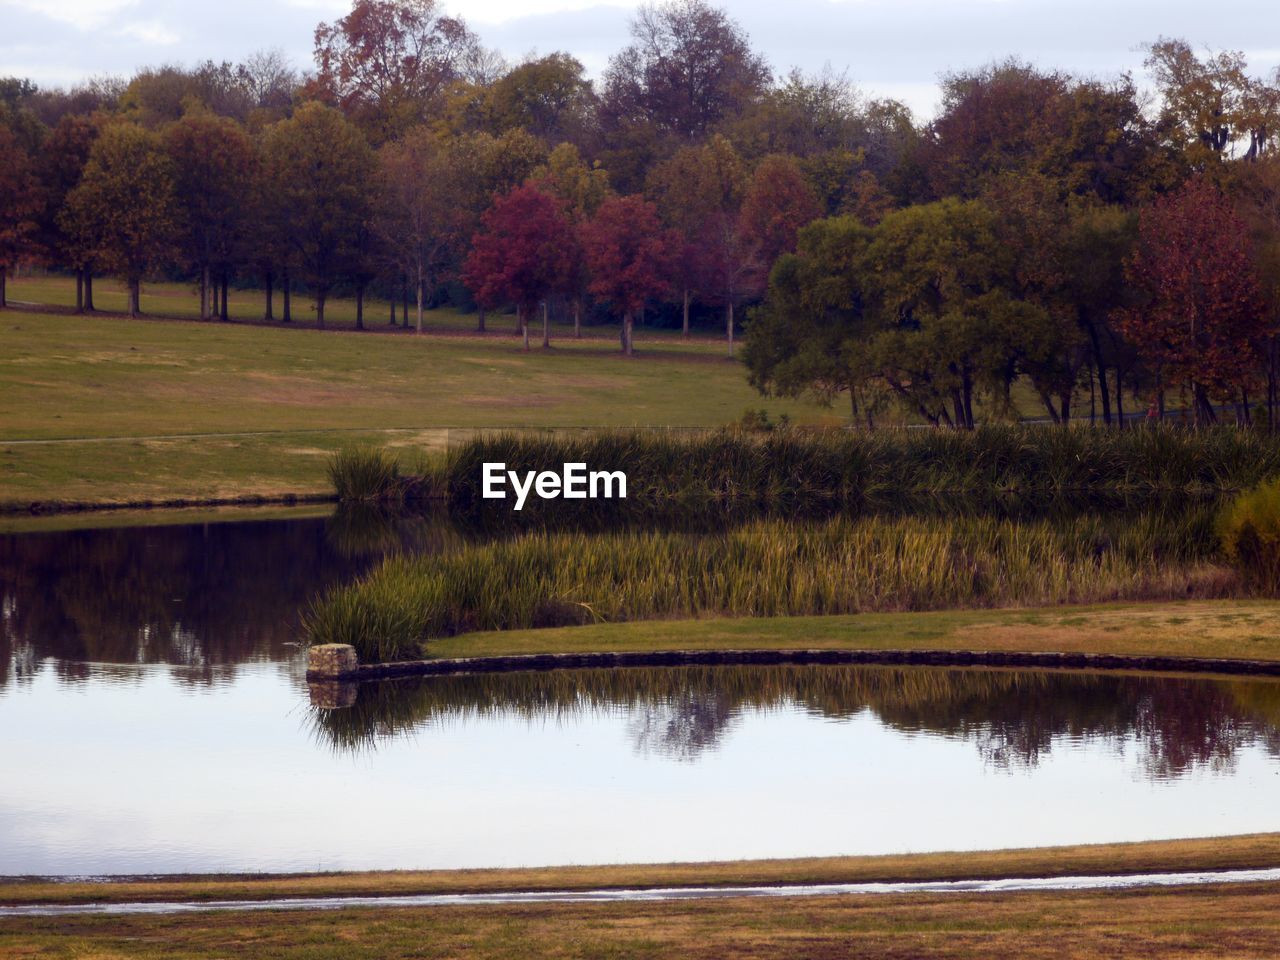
[2,512,1279,876]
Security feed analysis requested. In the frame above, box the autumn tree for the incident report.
[482,53,595,146]
[530,143,610,337]
[462,185,578,350]
[259,102,376,327]
[582,195,679,356]
[738,153,821,293]
[314,0,478,143]
[375,127,467,332]
[599,0,769,188]
[647,134,746,343]
[0,122,40,308]
[60,123,181,317]
[1116,177,1269,425]
[165,109,256,320]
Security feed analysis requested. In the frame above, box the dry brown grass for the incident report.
[4,882,1280,958]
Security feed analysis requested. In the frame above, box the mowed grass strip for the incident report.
[5,834,1280,907]
[425,601,1280,665]
[3,880,1280,959]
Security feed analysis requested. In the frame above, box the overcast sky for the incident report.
[2,0,1277,119]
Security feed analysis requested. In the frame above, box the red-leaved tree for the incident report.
[0,124,40,308]
[582,194,679,356]
[1116,177,1270,424]
[462,184,578,350]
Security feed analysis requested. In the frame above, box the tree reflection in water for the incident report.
[309,665,1280,779]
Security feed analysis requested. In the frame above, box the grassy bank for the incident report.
[4,839,1280,959]
[417,601,1280,664]
[305,509,1233,660]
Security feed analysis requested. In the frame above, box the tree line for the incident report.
[1,0,1279,423]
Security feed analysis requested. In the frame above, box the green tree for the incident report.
[259,102,376,327]
[164,108,256,320]
[60,123,181,317]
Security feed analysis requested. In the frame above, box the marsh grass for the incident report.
[440,426,1280,512]
[304,507,1234,661]
[328,447,403,501]
[1219,479,1280,593]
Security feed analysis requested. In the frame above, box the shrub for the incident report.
[1218,479,1280,593]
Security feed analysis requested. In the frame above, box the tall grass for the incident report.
[1219,478,1280,593]
[432,427,1280,519]
[327,446,402,501]
[305,507,1234,661]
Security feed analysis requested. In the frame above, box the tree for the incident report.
[743,216,881,425]
[738,153,821,293]
[582,195,679,356]
[1145,39,1279,166]
[647,134,746,344]
[482,53,595,146]
[530,143,611,337]
[375,127,467,332]
[462,185,578,350]
[60,123,181,317]
[35,114,98,311]
[1116,177,1269,425]
[0,122,40,308]
[165,109,256,320]
[860,199,1054,429]
[314,0,478,144]
[259,102,376,327]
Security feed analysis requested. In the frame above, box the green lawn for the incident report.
[425,601,1280,665]
[0,285,838,505]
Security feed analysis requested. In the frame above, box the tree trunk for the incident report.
[622,311,634,356]
[316,289,326,328]
[200,266,210,320]
[726,302,734,357]
[84,270,94,312]
[573,299,581,338]
[415,275,424,333]
[128,277,140,318]
[682,289,690,338]
[477,306,486,333]
[355,282,365,330]
[0,266,6,308]
[220,274,229,321]
[282,270,291,322]
[402,282,409,328]
[264,271,274,321]
[542,301,550,348]
[520,305,529,351]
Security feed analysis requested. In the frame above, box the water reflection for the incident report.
[309,666,1280,778]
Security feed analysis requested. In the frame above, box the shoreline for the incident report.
[5,834,1280,907]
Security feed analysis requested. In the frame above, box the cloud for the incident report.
[114,19,180,45]
[0,0,139,29]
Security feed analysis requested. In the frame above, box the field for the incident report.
[4,836,1280,958]
[0,276,838,507]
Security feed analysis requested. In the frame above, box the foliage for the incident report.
[0,122,40,289]
[1115,177,1269,423]
[1218,478,1280,593]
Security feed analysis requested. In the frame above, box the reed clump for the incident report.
[327,446,403,501]
[305,507,1234,661]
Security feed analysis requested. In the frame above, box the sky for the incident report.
[1,0,1278,120]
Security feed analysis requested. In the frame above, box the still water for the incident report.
[2,512,1280,876]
